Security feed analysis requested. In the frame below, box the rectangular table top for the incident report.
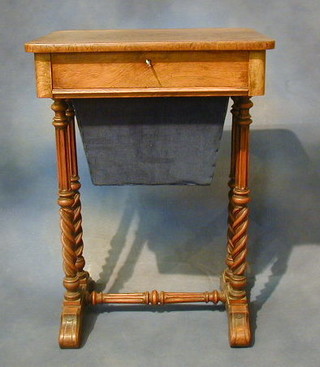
[25,28,275,53]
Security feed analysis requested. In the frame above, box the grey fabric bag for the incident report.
[73,97,228,185]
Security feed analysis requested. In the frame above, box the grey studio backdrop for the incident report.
[0,1,319,367]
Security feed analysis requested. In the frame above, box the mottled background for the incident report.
[0,1,319,366]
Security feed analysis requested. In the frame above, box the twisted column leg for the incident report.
[65,101,90,287]
[52,99,85,348]
[222,96,253,347]
[226,97,240,270]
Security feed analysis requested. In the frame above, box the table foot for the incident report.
[59,301,84,348]
[226,302,251,347]
[221,271,252,347]
[59,276,92,349]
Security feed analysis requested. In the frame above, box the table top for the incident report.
[25,28,275,53]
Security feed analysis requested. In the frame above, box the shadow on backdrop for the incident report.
[81,129,320,345]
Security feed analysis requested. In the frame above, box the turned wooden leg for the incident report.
[221,96,253,347]
[52,99,86,348]
[226,97,240,270]
[65,100,92,289]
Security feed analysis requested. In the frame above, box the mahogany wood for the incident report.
[51,100,92,348]
[91,290,226,305]
[65,101,88,284]
[26,28,275,349]
[222,96,253,347]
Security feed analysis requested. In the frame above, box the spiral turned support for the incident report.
[222,96,253,347]
[58,192,80,301]
[226,97,241,269]
[66,101,88,285]
[52,99,85,348]
[225,96,252,296]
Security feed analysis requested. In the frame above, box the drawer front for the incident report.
[51,51,249,90]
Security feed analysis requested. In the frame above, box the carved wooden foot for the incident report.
[59,274,93,348]
[59,300,84,348]
[226,301,251,347]
[59,277,93,349]
[221,271,252,347]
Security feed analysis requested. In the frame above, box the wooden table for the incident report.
[25,28,275,348]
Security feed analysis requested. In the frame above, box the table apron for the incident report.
[34,51,265,98]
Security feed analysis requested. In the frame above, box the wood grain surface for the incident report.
[52,51,248,90]
[52,87,248,98]
[25,28,275,53]
[26,29,275,348]
[34,54,52,98]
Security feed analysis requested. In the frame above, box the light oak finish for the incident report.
[25,28,275,349]
[51,51,249,90]
[248,51,266,95]
[30,49,267,98]
[25,28,275,53]
[34,54,52,98]
[26,29,273,98]
[51,87,249,98]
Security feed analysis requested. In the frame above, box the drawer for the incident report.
[51,51,249,90]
